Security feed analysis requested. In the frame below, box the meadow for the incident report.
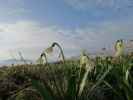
[0,41,133,100]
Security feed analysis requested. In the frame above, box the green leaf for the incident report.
[88,66,113,98]
[66,74,77,100]
[31,79,54,100]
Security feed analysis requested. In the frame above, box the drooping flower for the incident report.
[44,42,65,63]
[45,46,53,54]
[114,39,124,57]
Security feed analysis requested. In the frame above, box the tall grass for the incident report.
[0,40,132,100]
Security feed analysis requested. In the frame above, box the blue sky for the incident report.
[0,0,133,60]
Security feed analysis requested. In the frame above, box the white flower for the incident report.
[80,51,95,72]
[78,51,95,96]
[80,55,88,66]
[114,40,124,57]
[45,46,53,54]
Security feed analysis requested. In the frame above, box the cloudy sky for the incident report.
[0,0,133,60]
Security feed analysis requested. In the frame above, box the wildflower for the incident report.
[45,42,65,63]
[114,39,124,57]
[79,51,95,96]
[52,42,65,63]
[45,46,53,54]
[80,51,95,72]
[80,51,88,68]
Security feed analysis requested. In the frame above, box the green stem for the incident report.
[52,42,65,63]
[41,53,48,64]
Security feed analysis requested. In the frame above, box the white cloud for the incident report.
[0,21,82,60]
[0,19,132,60]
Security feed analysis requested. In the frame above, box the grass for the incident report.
[0,54,132,100]
[0,41,132,100]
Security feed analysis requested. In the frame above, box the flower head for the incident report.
[114,39,124,57]
[45,46,53,54]
[80,50,95,72]
[79,51,95,96]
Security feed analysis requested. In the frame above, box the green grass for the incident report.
[0,54,133,100]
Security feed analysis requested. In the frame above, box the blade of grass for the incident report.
[31,79,55,100]
[66,74,77,100]
[103,81,124,100]
[87,66,113,98]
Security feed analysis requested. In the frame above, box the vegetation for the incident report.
[0,41,133,100]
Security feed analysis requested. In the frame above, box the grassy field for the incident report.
[0,53,133,100]
[0,41,132,100]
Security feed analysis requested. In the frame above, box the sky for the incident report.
[0,0,133,60]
